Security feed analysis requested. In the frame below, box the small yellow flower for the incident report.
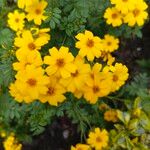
[75,30,102,61]
[110,0,135,14]
[71,143,90,150]
[102,34,119,52]
[39,77,66,106]
[13,51,43,71]
[109,63,129,92]
[44,46,76,78]
[104,109,118,122]
[8,10,25,31]
[87,128,109,150]
[14,30,46,54]
[99,103,110,111]
[60,56,90,93]
[25,0,48,25]
[104,7,123,27]
[3,135,22,150]
[10,65,49,103]
[123,0,148,26]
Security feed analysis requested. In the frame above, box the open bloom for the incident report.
[104,7,123,27]
[44,46,76,78]
[87,128,109,150]
[25,0,48,25]
[75,30,102,61]
[8,10,25,31]
[123,0,148,26]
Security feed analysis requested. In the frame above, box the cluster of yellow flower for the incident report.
[8,0,48,31]
[8,0,128,106]
[104,0,148,27]
[3,134,22,150]
[71,127,109,150]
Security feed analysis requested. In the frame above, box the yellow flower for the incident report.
[3,135,22,150]
[13,65,49,103]
[44,47,76,78]
[102,34,119,52]
[104,7,123,27]
[71,144,90,150]
[7,10,25,31]
[31,28,51,45]
[101,51,115,66]
[83,73,111,104]
[13,51,43,71]
[14,30,45,54]
[104,109,118,122]
[109,63,129,92]
[75,30,102,61]
[17,0,33,9]
[99,103,110,111]
[111,0,135,14]
[39,77,66,106]
[60,56,90,93]
[87,128,109,150]
[25,0,48,25]
[123,0,148,26]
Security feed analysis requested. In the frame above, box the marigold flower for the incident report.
[109,63,129,92]
[102,34,119,52]
[87,128,109,150]
[25,0,48,25]
[123,0,148,26]
[44,47,76,78]
[60,56,90,93]
[104,109,118,122]
[71,144,90,150]
[13,51,43,71]
[11,65,49,103]
[75,30,102,61]
[111,0,135,14]
[7,10,25,31]
[39,77,66,106]
[104,7,123,27]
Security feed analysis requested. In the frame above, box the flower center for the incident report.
[56,58,65,67]
[35,9,41,15]
[93,86,100,93]
[122,0,128,2]
[28,43,36,50]
[15,18,19,23]
[86,39,94,48]
[47,87,55,95]
[113,75,118,82]
[107,41,112,46]
[71,70,79,77]
[77,148,82,150]
[27,78,37,87]
[112,13,118,19]
[133,9,140,17]
[96,136,102,142]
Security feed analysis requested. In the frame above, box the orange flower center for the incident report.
[93,86,100,93]
[122,0,128,2]
[15,18,19,23]
[133,9,140,17]
[35,9,41,15]
[47,87,55,95]
[96,136,102,142]
[28,43,36,50]
[27,78,37,87]
[86,39,94,48]
[107,41,112,46]
[56,58,65,67]
[113,75,118,82]
[77,148,82,150]
[112,13,118,19]
[71,70,79,77]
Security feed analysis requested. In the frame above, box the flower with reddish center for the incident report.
[44,46,76,78]
[75,30,102,61]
